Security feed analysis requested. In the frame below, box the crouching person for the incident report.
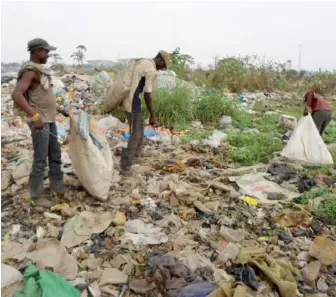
[303,90,332,136]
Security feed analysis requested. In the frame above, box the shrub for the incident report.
[195,92,228,124]
[142,87,195,127]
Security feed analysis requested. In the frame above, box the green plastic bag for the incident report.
[14,265,80,297]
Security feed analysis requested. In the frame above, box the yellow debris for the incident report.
[240,196,258,206]
[51,203,70,212]
[112,212,127,226]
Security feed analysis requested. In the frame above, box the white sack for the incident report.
[69,111,113,200]
[281,114,333,165]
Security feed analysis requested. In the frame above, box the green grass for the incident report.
[195,92,230,125]
[142,87,195,127]
[314,197,336,220]
[180,129,213,145]
[253,100,303,119]
[294,187,333,205]
[227,132,283,165]
[303,166,334,177]
[253,114,286,134]
[323,123,336,144]
[139,88,255,129]
[293,187,336,220]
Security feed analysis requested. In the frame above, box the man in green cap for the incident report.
[12,38,65,200]
[105,50,172,174]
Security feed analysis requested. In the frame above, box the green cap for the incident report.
[27,38,57,52]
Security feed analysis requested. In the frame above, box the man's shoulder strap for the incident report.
[18,61,49,81]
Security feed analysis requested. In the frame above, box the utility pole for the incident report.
[213,56,219,70]
[298,44,302,72]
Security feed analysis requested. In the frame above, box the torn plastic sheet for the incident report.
[235,172,300,204]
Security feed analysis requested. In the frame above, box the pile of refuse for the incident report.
[2,71,336,297]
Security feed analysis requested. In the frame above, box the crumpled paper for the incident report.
[27,238,78,280]
[61,211,114,248]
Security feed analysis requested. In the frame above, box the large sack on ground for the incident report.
[68,110,113,200]
[281,114,333,165]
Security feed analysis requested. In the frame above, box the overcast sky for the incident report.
[1,1,336,71]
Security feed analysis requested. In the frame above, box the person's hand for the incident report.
[149,114,157,126]
[33,118,44,129]
[57,107,69,117]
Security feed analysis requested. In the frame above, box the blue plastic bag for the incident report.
[120,128,159,142]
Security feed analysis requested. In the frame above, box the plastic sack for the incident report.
[176,282,217,297]
[105,68,131,112]
[1,264,22,288]
[281,114,333,165]
[13,265,80,297]
[203,130,227,148]
[98,115,122,130]
[68,110,113,200]
[220,116,232,127]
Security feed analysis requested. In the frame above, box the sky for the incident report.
[1,1,336,71]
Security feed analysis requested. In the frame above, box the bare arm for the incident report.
[144,92,157,125]
[303,93,315,115]
[144,92,154,116]
[12,71,37,117]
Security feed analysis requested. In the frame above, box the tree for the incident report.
[212,57,246,91]
[71,45,87,66]
[49,53,63,65]
[170,47,194,80]
[171,47,194,70]
[49,53,65,72]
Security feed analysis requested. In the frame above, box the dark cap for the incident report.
[27,38,57,52]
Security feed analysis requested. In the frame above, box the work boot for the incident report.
[120,148,133,170]
[28,175,45,199]
[50,179,66,195]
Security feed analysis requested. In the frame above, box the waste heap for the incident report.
[1,71,336,297]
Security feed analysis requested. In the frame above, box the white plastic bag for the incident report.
[281,114,333,165]
[69,111,113,200]
[220,116,232,127]
[1,264,22,288]
[203,130,227,148]
[121,219,168,247]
